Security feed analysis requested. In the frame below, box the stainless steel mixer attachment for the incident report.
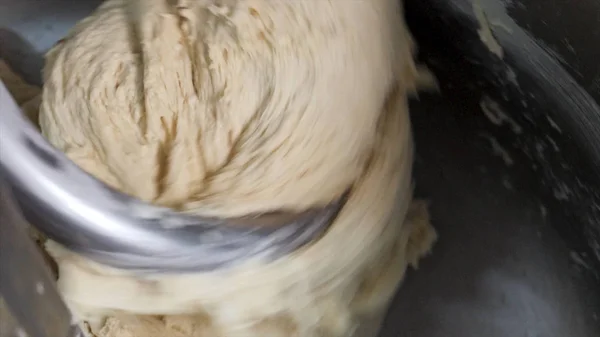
[0,178,84,337]
[0,81,347,274]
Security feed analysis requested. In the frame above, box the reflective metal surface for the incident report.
[380,1,600,336]
[0,80,346,273]
[0,178,83,337]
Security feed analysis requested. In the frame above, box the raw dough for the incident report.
[38,0,436,336]
[0,59,41,125]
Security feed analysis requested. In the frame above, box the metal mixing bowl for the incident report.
[1,0,599,336]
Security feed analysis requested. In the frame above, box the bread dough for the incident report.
[36,0,436,336]
[0,59,41,125]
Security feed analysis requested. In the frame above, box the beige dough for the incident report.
[37,0,437,336]
[0,59,41,125]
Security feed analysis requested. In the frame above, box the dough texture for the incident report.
[35,0,436,336]
[0,59,41,125]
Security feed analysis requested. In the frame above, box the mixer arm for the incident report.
[0,178,84,337]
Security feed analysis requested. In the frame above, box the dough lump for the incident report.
[0,59,41,124]
[41,0,415,216]
[36,0,437,336]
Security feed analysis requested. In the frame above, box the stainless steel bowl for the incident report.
[0,0,599,336]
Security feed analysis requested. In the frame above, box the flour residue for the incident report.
[472,0,504,58]
[553,182,572,201]
[563,38,576,54]
[504,66,520,88]
[480,96,522,134]
[546,116,563,133]
[480,134,514,166]
[502,177,513,190]
[35,282,45,295]
[535,142,546,160]
[539,204,547,218]
[15,328,28,337]
[591,240,600,266]
[545,135,560,152]
[570,251,593,272]
[490,20,513,34]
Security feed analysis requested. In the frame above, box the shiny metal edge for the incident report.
[0,179,84,337]
[0,81,345,273]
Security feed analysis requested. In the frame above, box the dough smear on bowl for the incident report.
[6,0,439,336]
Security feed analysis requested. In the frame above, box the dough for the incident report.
[37,0,436,336]
[0,59,41,125]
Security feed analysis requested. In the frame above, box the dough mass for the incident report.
[5,0,436,336]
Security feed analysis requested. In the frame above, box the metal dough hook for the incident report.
[0,81,347,274]
[0,179,85,337]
